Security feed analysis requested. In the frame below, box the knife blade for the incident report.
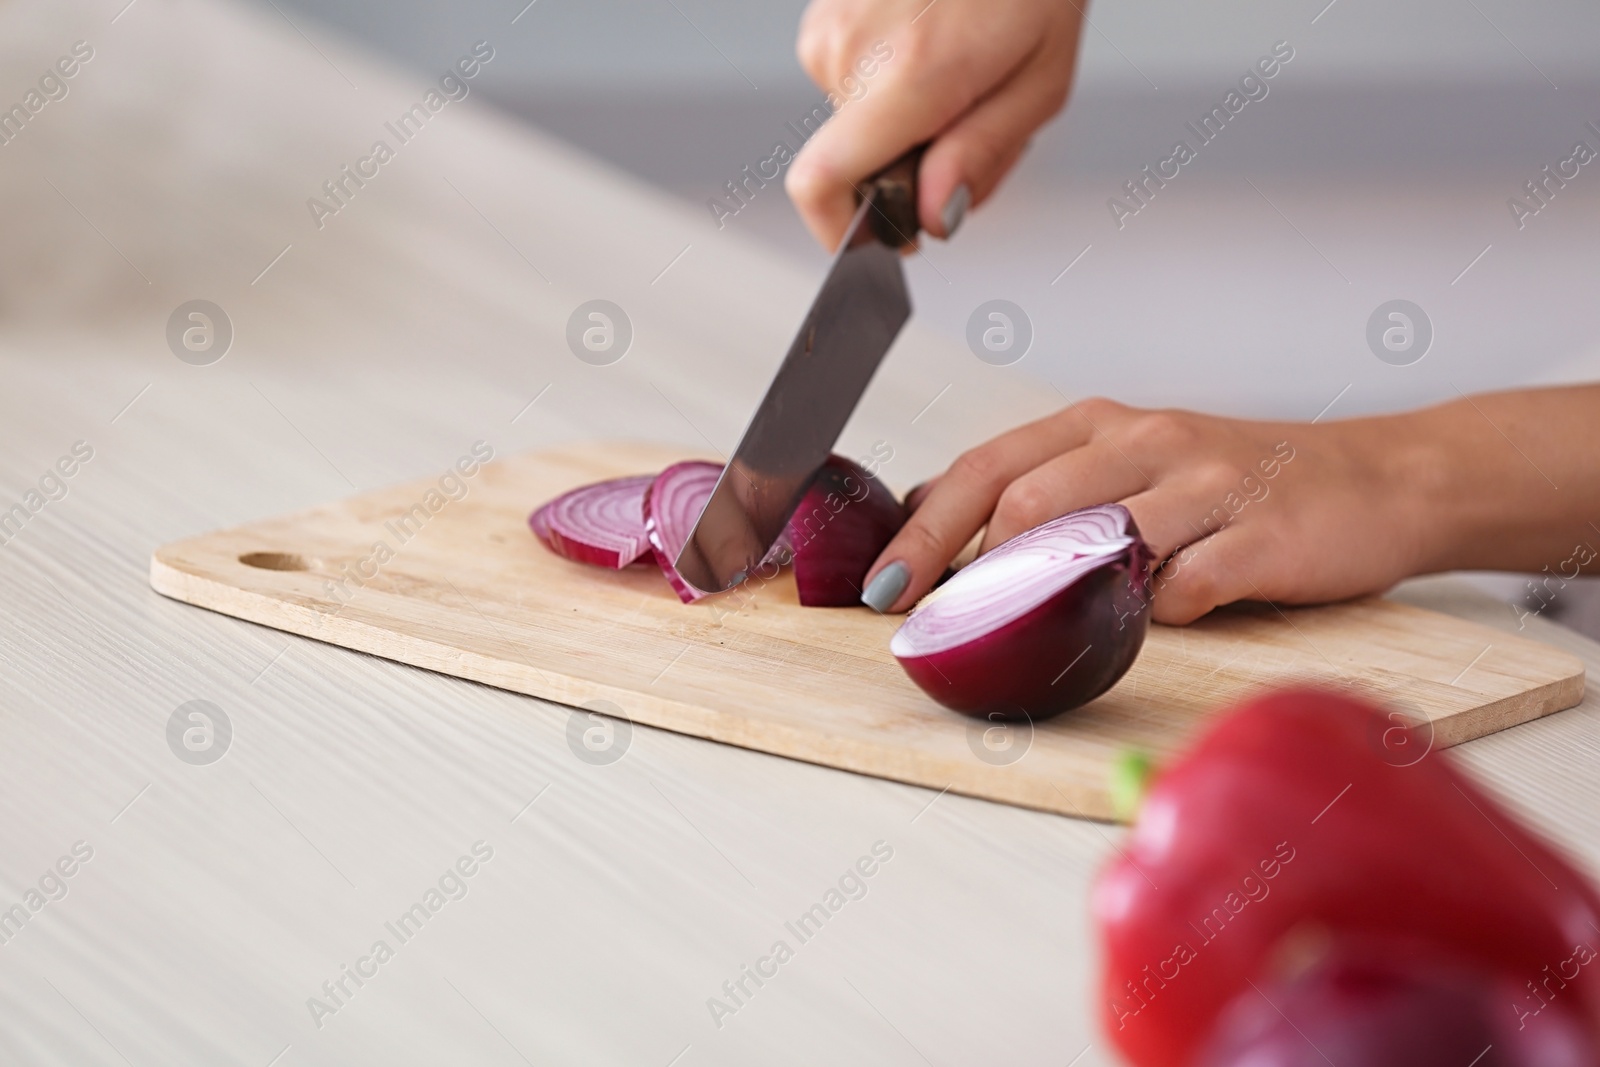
[673,147,924,596]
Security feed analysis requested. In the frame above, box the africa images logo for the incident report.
[166,700,232,766]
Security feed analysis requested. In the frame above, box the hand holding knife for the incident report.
[674,146,927,596]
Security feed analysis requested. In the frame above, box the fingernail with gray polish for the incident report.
[862,561,911,613]
[941,184,970,238]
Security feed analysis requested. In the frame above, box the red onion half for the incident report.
[890,504,1152,721]
[528,474,654,569]
[786,456,907,607]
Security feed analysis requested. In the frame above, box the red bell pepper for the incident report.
[1093,686,1600,1066]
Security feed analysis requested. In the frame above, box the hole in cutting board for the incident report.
[239,551,310,571]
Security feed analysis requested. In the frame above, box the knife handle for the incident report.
[864,144,927,249]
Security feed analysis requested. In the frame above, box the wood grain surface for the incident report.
[151,440,1585,820]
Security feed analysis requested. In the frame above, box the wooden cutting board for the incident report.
[150,441,1585,820]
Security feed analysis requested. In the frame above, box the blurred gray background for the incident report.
[258,0,1600,402]
[259,0,1600,632]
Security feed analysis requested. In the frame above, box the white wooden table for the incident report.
[2,2,1598,1064]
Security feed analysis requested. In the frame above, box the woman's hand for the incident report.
[787,0,1084,250]
[862,398,1455,624]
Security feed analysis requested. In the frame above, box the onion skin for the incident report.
[893,508,1152,721]
[787,455,906,607]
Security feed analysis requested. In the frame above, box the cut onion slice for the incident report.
[890,504,1152,720]
[787,456,906,606]
[528,473,654,569]
[536,456,907,608]
[643,460,724,603]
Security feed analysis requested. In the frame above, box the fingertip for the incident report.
[916,63,1064,237]
[861,559,912,614]
[915,148,968,239]
[862,540,936,614]
[1150,589,1210,626]
[1146,555,1208,625]
[939,183,970,239]
[1149,531,1265,625]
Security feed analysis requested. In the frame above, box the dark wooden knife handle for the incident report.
[865,144,926,248]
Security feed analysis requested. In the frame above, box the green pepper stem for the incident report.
[1110,749,1156,823]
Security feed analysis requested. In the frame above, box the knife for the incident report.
[674,146,924,596]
